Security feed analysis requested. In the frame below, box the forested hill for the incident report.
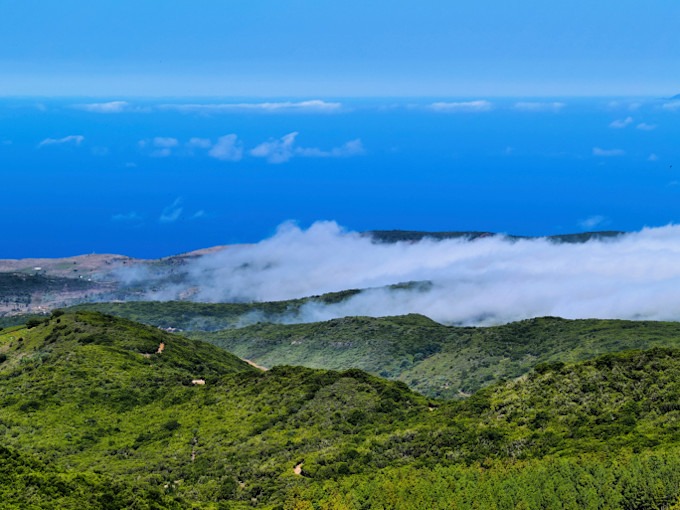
[5,312,680,507]
[189,314,680,399]
[8,302,680,401]
[364,229,625,243]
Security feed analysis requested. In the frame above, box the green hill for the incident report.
[61,290,361,331]
[365,229,625,243]
[5,312,680,507]
[11,303,680,401]
[188,314,680,399]
[0,312,428,508]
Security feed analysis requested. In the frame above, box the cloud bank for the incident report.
[122,221,680,326]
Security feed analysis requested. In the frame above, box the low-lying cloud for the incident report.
[120,221,680,326]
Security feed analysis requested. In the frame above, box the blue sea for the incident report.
[0,97,678,258]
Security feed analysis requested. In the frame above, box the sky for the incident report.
[1,2,679,259]
[0,1,679,96]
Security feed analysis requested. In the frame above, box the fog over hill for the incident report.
[111,221,680,326]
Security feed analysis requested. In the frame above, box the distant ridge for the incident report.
[364,229,626,244]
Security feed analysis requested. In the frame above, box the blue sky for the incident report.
[1,3,680,258]
[1,1,679,96]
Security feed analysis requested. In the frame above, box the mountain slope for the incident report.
[7,312,680,507]
[189,314,680,399]
[0,312,428,507]
[0,444,180,510]
[64,290,361,330]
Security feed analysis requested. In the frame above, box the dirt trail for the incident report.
[157,342,165,354]
[191,436,198,462]
[294,462,303,475]
[244,359,267,371]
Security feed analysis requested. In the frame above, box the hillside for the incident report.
[188,314,680,399]
[364,229,625,243]
[64,290,361,330]
[0,312,428,508]
[5,313,680,507]
[0,443,180,509]
[11,304,680,401]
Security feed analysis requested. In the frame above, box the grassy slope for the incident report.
[189,314,680,399]
[6,312,680,507]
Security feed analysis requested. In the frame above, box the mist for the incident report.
[123,221,680,325]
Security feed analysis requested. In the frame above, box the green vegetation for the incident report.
[365,229,625,243]
[6,311,680,507]
[9,301,680,401]
[189,314,680,399]
[66,290,361,330]
[0,444,180,509]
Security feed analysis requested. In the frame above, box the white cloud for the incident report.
[192,210,207,219]
[662,101,680,111]
[126,221,680,326]
[593,147,625,157]
[250,133,365,163]
[147,137,179,157]
[158,100,342,114]
[648,154,659,161]
[429,100,493,112]
[208,134,243,161]
[579,215,608,230]
[38,135,84,147]
[251,132,298,163]
[607,100,642,111]
[187,138,212,149]
[636,122,656,131]
[72,101,143,113]
[112,211,143,222]
[513,102,565,112]
[153,137,179,148]
[297,139,365,158]
[159,198,183,223]
[609,116,633,128]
